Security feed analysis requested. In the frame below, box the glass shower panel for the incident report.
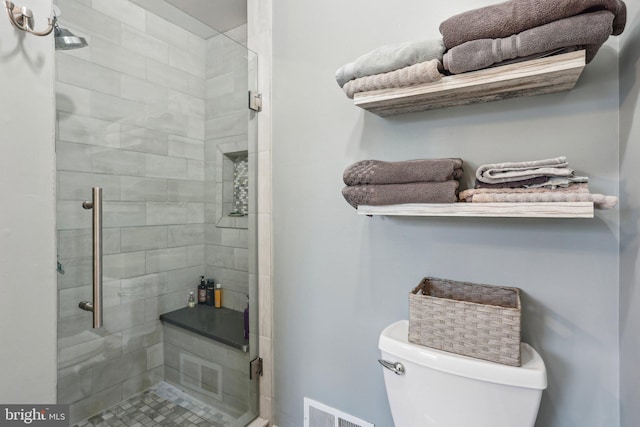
[55,1,259,425]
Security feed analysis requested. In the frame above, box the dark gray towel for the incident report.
[439,0,626,49]
[342,181,459,209]
[475,176,550,189]
[443,11,614,74]
[343,158,463,186]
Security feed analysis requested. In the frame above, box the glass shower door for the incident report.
[55,1,259,425]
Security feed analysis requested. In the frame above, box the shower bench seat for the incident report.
[160,305,249,352]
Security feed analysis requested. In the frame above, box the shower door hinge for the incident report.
[250,356,263,379]
[248,91,262,112]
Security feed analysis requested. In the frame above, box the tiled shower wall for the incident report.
[55,0,207,422]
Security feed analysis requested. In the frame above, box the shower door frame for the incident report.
[56,0,259,424]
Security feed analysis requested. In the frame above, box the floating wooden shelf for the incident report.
[354,50,586,117]
[357,202,594,218]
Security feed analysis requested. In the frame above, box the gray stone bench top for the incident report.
[160,306,249,352]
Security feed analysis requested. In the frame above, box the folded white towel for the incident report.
[476,156,573,184]
[472,192,617,209]
[459,183,590,202]
[336,39,445,87]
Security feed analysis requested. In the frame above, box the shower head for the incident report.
[53,15,87,50]
[54,24,87,50]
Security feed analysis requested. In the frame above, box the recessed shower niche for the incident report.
[216,138,249,229]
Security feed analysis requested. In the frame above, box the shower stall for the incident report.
[54,0,259,425]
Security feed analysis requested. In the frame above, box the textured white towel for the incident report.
[476,156,573,184]
[343,59,443,99]
[459,184,589,202]
[336,39,445,87]
[472,192,617,209]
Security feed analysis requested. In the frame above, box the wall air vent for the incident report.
[304,398,374,427]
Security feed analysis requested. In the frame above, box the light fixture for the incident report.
[3,0,54,36]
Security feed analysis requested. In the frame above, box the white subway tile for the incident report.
[58,228,120,259]
[102,202,147,228]
[90,37,147,79]
[167,180,204,202]
[145,13,190,51]
[120,126,168,156]
[146,202,189,225]
[146,247,189,273]
[121,176,168,202]
[145,154,188,180]
[57,171,121,201]
[91,92,146,127]
[168,224,205,247]
[103,251,147,280]
[57,54,121,96]
[121,226,168,252]
[122,24,169,63]
[58,112,120,148]
[91,147,146,176]
[168,135,204,160]
[92,0,146,30]
[56,82,92,115]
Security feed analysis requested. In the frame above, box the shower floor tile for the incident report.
[73,382,232,427]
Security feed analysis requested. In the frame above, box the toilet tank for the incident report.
[378,320,547,427]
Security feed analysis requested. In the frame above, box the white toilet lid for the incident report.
[378,320,547,390]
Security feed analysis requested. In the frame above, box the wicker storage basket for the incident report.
[409,277,522,366]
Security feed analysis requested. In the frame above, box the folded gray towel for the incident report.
[476,157,574,184]
[524,176,589,188]
[342,181,459,209]
[344,158,463,186]
[343,59,443,98]
[336,39,445,87]
[439,0,626,49]
[443,11,614,74]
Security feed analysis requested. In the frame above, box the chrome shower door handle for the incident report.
[79,187,103,329]
[378,359,405,375]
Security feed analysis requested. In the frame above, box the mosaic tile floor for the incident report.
[73,382,232,427]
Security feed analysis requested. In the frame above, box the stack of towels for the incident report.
[440,0,627,74]
[459,156,617,209]
[336,0,627,98]
[335,39,445,99]
[342,158,463,209]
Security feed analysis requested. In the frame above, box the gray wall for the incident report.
[619,4,640,427]
[0,0,57,404]
[272,1,620,426]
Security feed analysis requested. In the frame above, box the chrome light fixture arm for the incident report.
[3,0,54,36]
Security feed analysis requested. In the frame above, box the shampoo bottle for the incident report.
[214,283,223,308]
[198,276,207,304]
[206,280,215,306]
